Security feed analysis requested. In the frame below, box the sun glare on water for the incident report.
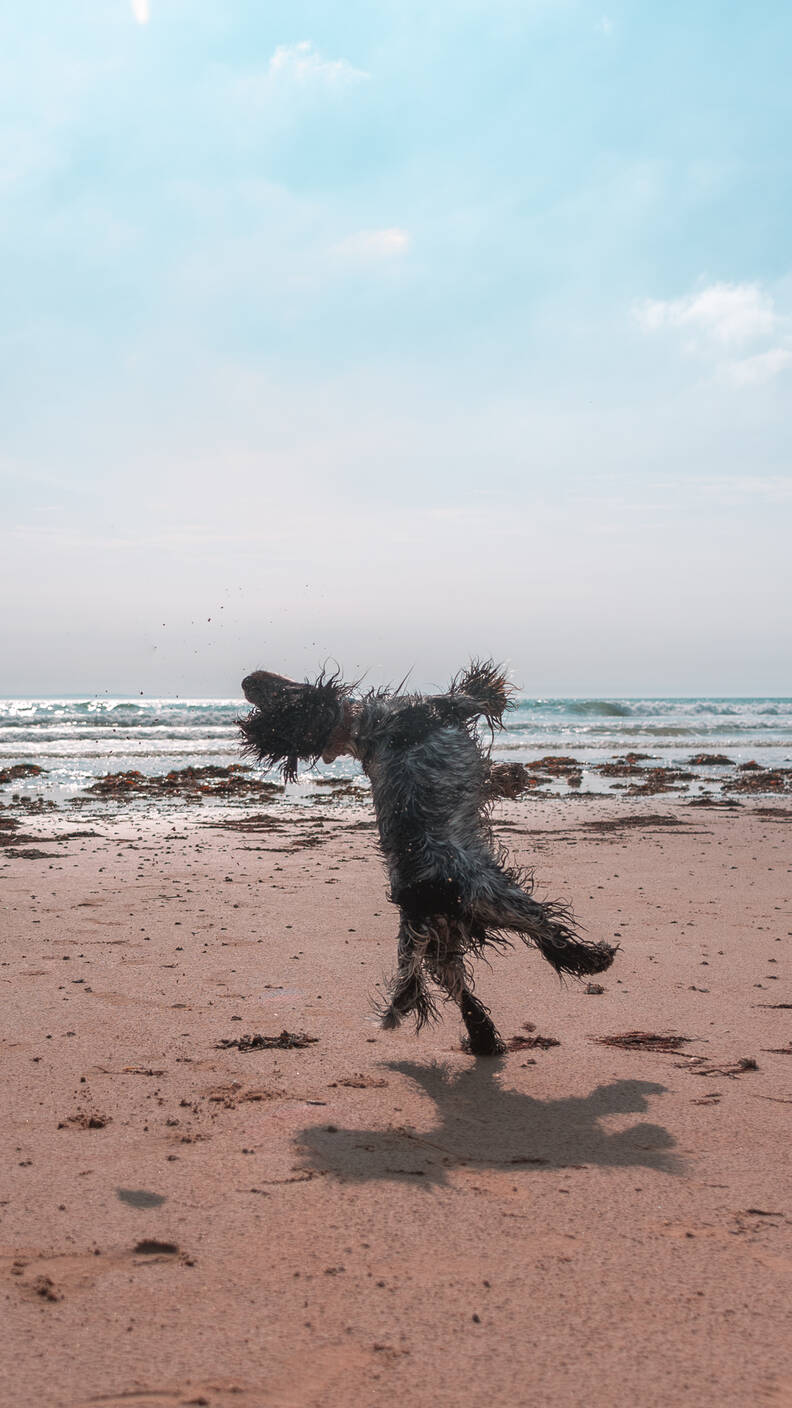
[131,0,149,23]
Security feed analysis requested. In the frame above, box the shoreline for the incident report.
[3,693,792,812]
[2,745,792,816]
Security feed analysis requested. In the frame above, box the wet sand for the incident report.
[1,796,791,1408]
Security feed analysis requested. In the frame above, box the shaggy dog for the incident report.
[239,661,616,1055]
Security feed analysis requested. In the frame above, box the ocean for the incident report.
[2,696,791,805]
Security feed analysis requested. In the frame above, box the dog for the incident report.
[239,661,615,1055]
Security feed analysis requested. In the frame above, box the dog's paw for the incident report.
[462,1032,506,1057]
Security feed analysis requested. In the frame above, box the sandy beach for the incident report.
[1,793,791,1408]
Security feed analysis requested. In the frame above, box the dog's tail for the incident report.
[452,659,513,730]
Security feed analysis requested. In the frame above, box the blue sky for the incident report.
[2,0,790,695]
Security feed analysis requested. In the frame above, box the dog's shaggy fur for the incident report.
[239,669,350,783]
[240,660,616,1055]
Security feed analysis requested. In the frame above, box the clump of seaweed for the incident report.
[594,1031,695,1053]
[0,764,45,785]
[687,1056,759,1078]
[86,765,283,800]
[508,1033,561,1051]
[216,1030,319,1052]
[726,768,792,795]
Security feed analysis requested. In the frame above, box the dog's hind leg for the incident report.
[380,915,436,1032]
[458,986,506,1056]
[472,875,615,978]
[427,922,505,1057]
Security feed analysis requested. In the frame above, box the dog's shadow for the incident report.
[296,1059,682,1185]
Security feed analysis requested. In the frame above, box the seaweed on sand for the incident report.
[594,1031,695,1053]
[216,1030,319,1052]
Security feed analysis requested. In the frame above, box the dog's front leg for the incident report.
[380,914,435,1032]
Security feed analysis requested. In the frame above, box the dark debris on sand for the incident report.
[216,1030,319,1052]
[5,747,791,818]
[688,798,742,809]
[0,822,101,861]
[583,814,688,834]
[0,764,45,785]
[624,768,696,795]
[84,765,284,801]
[508,1033,561,1051]
[725,767,792,795]
[133,1240,180,1256]
[0,795,56,814]
[526,756,583,779]
[58,1111,112,1130]
[594,1031,695,1053]
[686,1056,759,1078]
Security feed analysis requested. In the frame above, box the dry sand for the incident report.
[1,796,791,1408]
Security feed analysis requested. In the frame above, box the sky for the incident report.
[1,0,791,697]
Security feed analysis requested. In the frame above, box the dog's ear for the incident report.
[238,668,349,782]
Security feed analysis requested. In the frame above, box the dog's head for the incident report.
[238,669,349,782]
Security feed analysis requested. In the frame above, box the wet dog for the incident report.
[239,662,615,1054]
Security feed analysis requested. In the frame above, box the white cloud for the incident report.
[267,41,369,86]
[636,279,792,387]
[334,228,411,259]
[725,347,792,386]
[130,0,149,24]
[637,281,778,345]
[597,16,614,35]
